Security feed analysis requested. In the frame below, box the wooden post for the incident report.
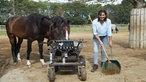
[129,8,146,48]
[140,8,144,48]
[136,9,140,48]
[133,9,137,48]
[129,9,134,48]
[144,8,146,48]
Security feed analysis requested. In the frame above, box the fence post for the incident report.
[129,8,146,48]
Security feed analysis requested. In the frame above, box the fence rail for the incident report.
[0,25,5,30]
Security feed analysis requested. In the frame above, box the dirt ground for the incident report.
[0,31,146,82]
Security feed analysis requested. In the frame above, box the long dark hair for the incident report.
[97,10,107,21]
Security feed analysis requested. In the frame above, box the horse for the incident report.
[111,24,119,33]
[5,14,55,67]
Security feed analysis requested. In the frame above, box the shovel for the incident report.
[101,46,121,75]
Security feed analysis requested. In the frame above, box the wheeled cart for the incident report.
[47,40,86,82]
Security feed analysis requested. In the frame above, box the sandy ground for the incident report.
[0,31,146,82]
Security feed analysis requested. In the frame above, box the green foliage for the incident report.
[62,2,89,25]
[0,0,134,25]
[86,4,102,21]
[0,0,12,24]
[118,0,133,23]
[14,0,49,15]
[102,0,133,24]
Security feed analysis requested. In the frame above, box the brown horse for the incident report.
[5,14,70,67]
[5,14,55,67]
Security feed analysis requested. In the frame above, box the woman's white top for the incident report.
[92,18,112,36]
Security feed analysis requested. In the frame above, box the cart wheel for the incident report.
[78,66,87,81]
[55,66,59,72]
[48,67,55,82]
[79,55,86,66]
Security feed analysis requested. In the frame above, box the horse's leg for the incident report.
[16,38,23,61]
[37,39,46,65]
[65,29,69,40]
[26,39,33,67]
[9,35,17,64]
[47,39,52,52]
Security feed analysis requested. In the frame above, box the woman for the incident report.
[91,9,112,72]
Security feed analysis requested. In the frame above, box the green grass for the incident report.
[0,25,6,35]
[116,24,129,32]
[70,24,128,32]
[0,31,7,36]
[70,25,92,32]
[0,24,128,36]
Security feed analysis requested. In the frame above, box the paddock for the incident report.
[0,25,146,82]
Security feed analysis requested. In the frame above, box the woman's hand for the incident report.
[99,40,103,47]
[108,36,112,47]
[109,40,112,47]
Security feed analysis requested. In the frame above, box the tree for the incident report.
[11,0,49,15]
[62,2,89,24]
[0,0,136,25]
[123,0,146,8]
[0,0,11,24]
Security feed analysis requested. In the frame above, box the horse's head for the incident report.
[50,16,70,40]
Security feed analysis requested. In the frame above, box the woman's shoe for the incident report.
[91,64,98,72]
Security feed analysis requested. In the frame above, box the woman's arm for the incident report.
[95,34,103,46]
[108,36,112,47]
[107,19,112,47]
[92,19,103,46]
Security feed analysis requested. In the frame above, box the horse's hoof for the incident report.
[42,63,47,68]
[27,64,31,68]
[13,63,17,65]
[42,64,47,68]
[27,60,31,68]
[18,59,22,62]
[13,61,18,65]
[27,65,31,68]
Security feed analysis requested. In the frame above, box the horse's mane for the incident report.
[28,13,51,29]
[51,16,69,32]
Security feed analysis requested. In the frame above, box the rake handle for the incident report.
[101,46,111,63]
[110,46,112,56]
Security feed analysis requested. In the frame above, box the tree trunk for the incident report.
[136,0,144,8]
[132,0,146,8]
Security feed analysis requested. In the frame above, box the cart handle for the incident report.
[76,39,87,48]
